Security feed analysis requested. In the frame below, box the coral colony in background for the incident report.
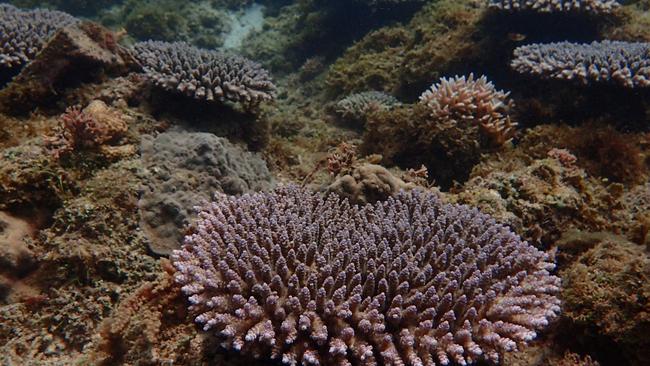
[0,4,78,67]
[0,0,649,365]
[172,186,560,365]
[133,40,276,108]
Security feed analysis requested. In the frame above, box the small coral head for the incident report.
[172,185,560,365]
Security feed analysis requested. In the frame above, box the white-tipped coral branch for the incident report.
[172,185,561,366]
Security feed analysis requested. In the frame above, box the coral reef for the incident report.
[133,41,276,109]
[1,0,649,365]
[326,0,487,97]
[512,40,650,88]
[361,75,515,188]
[0,4,78,68]
[452,125,631,247]
[138,131,274,256]
[172,185,561,365]
[335,91,401,125]
[488,0,620,14]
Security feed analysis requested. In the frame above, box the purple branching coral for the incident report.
[132,40,276,109]
[488,0,620,14]
[512,40,650,88]
[172,185,561,366]
[0,4,78,68]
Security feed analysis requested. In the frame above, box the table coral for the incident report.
[488,0,620,14]
[133,40,276,109]
[512,40,650,88]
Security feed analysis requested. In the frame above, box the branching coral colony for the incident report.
[487,0,620,14]
[132,40,276,109]
[419,74,517,147]
[0,4,78,68]
[512,41,650,88]
[172,186,561,366]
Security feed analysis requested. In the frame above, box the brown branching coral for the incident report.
[172,185,561,366]
[44,101,128,159]
[419,74,517,147]
[326,142,358,177]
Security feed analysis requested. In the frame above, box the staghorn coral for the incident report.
[0,4,78,68]
[488,0,620,14]
[335,91,401,125]
[138,131,274,256]
[172,185,561,366]
[132,40,276,109]
[419,74,517,147]
[511,40,650,88]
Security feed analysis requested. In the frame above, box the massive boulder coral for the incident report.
[138,131,274,256]
[511,40,650,88]
[488,0,620,14]
[0,4,78,68]
[326,163,415,204]
[172,185,561,366]
[132,41,276,109]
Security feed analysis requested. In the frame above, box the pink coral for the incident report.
[172,185,561,365]
[419,74,517,147]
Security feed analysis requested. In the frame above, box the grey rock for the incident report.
[138,131,274,255]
